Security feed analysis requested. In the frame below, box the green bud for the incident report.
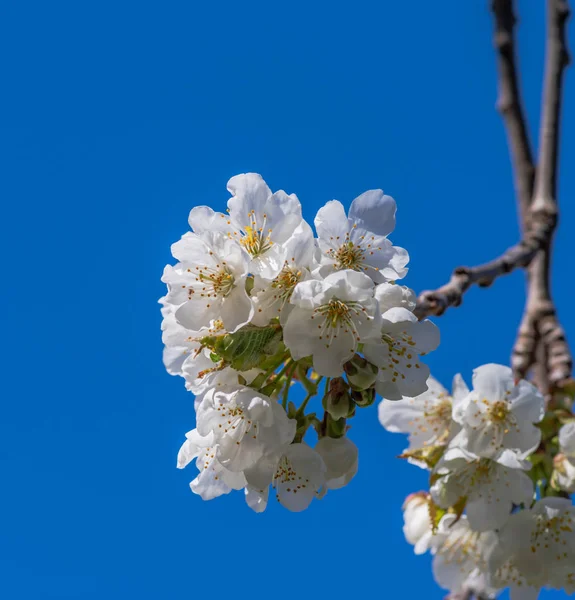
[351,387,376,408]
[344,355,378,391]
[322,377,354,420]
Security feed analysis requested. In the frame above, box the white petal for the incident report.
[219,284,253,333]
[245,485,269,513]
[314,200,350,242]
[226,173,272,226]
[472,363,514,402]
[348,190,397,237]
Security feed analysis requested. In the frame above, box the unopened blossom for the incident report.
[363,306,440,400]
[314,190,409,283]
[402,492,433,555]
[489,498,575,598]
[432,515,499,599]
[453,364,544,459]
[162,230,253,333]
[315,436,358,491]
[244,443,326,512]
[177,429,246,500]
[430,445,534,532]
[379,374,468,452]
[196,386,296,472]
[284,269,381,377]
[552,421,575,493]
[251,220,316,326]
[188,173,304,280]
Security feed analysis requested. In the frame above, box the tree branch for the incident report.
[491,0,536,228]
[414,215,554,320]
[512,0,571,387]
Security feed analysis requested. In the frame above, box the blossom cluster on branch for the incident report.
[160,173,438,511]
[389,366,575,599]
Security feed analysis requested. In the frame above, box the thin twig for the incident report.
[491,0,536,228]
[513,0,572,386]
[414,215,553,319]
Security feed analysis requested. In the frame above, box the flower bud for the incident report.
[322,377,354,420]
[344,355,378,391]
[351,387,376,408]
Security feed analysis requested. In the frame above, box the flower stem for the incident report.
[281,361,298,409]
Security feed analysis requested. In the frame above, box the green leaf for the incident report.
[201,324,282,371]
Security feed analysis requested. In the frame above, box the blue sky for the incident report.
[1,1,574,599]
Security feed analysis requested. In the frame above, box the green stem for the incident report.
[282,361,298,409]
[296,365,317,396]
[296,376,323,416]
[260,352,290,388]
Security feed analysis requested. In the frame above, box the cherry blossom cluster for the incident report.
[160,173,439,511]
[382,365,575,599]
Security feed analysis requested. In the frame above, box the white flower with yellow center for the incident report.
[283,269,381,377]
[251,220,315,326]
[430,445,534,532]
[363,306,440,400]
[314,190,409,283]
[488,498,575,599]
[244,443,326,512]
[188,173,304,280]
[379,374,468,454]
[432,515,499,599]
[453,364,544,459]
[402,492,434,555]
[552,421,575,493]
[177,429,246,501]
[162,230,253,333]
[196,386,296,472]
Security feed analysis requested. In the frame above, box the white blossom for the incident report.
[453,364,545,459]
[430,445,534,532]
[251,220,316,326]
[196,386,296,472]
[402,492,433,555]
[379,374,468,453]
[244,443,326,512]
[554,421,575,493]
[284,269,381,377]
[188,173,304,280]
[162,230,253,333]
[314,190,409,283]
[315,436,358,491]
[159,304,204,377]
[177,429,246,500]
[432,515,499,599]
[364,306,440,400]
[489,498,575,598]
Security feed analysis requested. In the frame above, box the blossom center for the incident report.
[271,266,302,302]
[326,231,383,272]
[239,211,273,257]
[196,264,235,297]
[273,455,309,494]
[334,241,365,270]
[488,400,510,424]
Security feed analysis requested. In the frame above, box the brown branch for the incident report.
[414,214,554,319]
[512,0,572,387]
[491,0,536,228]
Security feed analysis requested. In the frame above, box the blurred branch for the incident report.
[513,0,572,388]
[414,216,553,319]
[415,0,572,393]
[491,0,535,228]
